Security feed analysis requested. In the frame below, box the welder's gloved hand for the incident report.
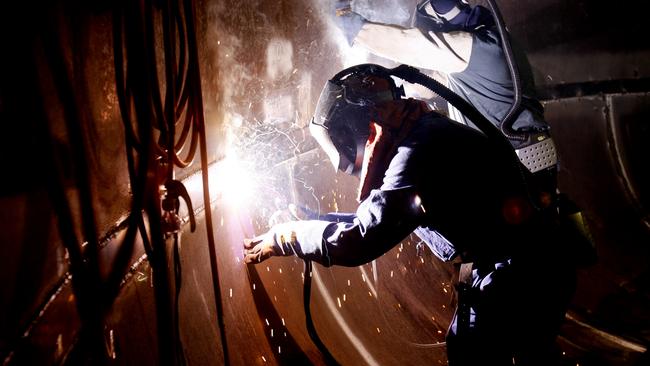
[243,233,280,264]
[243,222,298,264]
[333,0,367,46]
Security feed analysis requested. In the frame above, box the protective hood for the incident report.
[310,80,368,175]
[309,65,405,176]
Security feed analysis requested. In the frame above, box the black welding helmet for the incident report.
[309,64,404,176]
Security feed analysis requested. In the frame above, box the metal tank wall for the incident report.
[0,1,648,366]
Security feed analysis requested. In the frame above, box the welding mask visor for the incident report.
[310,80,368,176]
[309,65,405,176]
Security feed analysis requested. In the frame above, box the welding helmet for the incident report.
[309,64,404,176]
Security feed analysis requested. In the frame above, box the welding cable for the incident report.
[485,0,526,141]
[107,2,154,302]
[163,0,177,182]
[303,260,341,366]
[173,234,187,366]
[38,7,114,360]
[113,0,230,363]
[113,1,187,365]
[183,0,231,363]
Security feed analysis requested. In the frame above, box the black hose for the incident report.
[390,65,515,157]
[303,260,341,366]
[39,8,108,360]
[183,0,231,362]
[390,64,537,208]
[485,0,526,141]
[113,0,232,364]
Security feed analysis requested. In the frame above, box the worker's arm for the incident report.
[354,22,472,74]
[243,187,425,267]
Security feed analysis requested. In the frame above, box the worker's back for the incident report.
[383,111,531,263]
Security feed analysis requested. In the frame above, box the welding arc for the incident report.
[113,0,229,365]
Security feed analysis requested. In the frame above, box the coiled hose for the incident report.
[485,0,527,142]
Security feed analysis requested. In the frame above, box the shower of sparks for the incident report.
[208,109,324,247]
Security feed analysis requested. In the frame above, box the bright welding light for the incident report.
[210,154,256,208]
[413,194,426,214]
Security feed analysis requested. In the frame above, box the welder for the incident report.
[243,64,580,365]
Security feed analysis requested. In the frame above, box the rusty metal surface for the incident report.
[1,1,650,366]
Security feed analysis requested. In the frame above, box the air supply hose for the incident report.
[485,0,527,142]
[389,65,526,179]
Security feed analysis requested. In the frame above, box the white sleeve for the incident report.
[354,22,473,74]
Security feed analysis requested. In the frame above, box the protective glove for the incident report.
[333,0,367,46]
[243,222,299,264]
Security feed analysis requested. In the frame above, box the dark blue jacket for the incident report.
[276,112,527,267]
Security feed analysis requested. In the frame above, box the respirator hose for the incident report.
[391,64,536,209]
[486,0,526,141]
[391,65,515,158]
